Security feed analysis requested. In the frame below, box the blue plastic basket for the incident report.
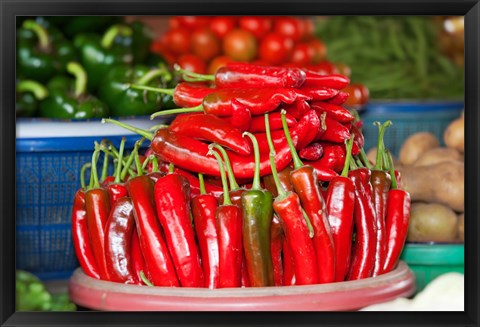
[16,118,155,280]
[359,101,464,156]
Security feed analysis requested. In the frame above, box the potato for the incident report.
[407,203,458,242]
[413,147,463,167]
[397,160,464,212]
[399,132,440,165]
[444,117,464,153]
[457,213,464,242]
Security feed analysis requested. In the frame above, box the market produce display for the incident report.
[151,16,369,108]
[316,16,464,100]
[71,63,411,288]
[15,17,175,118]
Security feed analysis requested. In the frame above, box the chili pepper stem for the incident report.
[141,155,153,171]
[208,147,232,205]
[89,144,102,189]
[150,105,203,119]
[198,173,207,195]
[134,145,143,177]
[341,137,355,177]
[129,84,174,96]
[151,156,159,172]
[80,163,92,190]
[211,144,239,191]
[135,67,171,86]
[17,80,48,100]
[22,20,50,50]
[385,150,398,189]
[102,118,153,141]
[100,142,109,183]
[140,271,154,287]
[242,132,262,191]
[280,109,304,170]
[374,120,393,170]
[67,62,88,98]
[101,24,132,49]
[359,148,373,170]
[265,113,287,198]
[168,163,175,174]
[120,139,144,180]
[114,137,126,183]
[173,64,215,82]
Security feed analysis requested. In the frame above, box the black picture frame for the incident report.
[1,0,478,326]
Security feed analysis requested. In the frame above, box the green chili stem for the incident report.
[374,120,392,170]
[341,137,355,177]
[386,150,398,190]
[149,124,170,132]
[151,156,159,173]
[198,173,206,195]
[168,163,174,174]
[89,144,102,189]
[208,149,231,205]
[101,24,132,49]
[211,144,239,191]
[80,163,92,190]
[22,20,50,50]
[349,155,358,171]
[134,147,143,177]
[140,271,154,287]
[302,209,315,238]
[242,132,262,191]
[281,109,303,170]
[150,105,203,119]
[102,118,153,140]
[359,147,373,170]
[129,84,174,96]
[67,62,88,97]
[17,80,48,100]
[100,143,109,183]
[120,139,144,180]
[114,137,126,183]
[135,67,171,86]
[265,113,286,198]
[173,64,215,82]
[355,157,364,168]
[141,155,153,172]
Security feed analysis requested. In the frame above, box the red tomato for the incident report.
[307,60,339,75]
[301,18,315,40]
[273,17,304,42]
[176,54,207,74]
[291,43,314,65]
[210,16,237,38]
[175,16,211,29]
[343,83,370,107]
[208,55,235,74]
[239,16,273,40]
[259,33,294,65]
[223,29,258,62]
[168,17,181,29]
[308,39,327,63]
[163,28,191,55]
[191,28,221,62]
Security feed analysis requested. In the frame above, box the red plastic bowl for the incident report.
[68,261,415,311]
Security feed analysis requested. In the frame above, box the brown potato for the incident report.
[444,117,464,153]
[413,147,463,167]
[407,202,458,242]
[399,132,440,165]
[397,161,464,212]
[457,213,464,242]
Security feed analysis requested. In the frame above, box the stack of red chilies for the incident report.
[72,63,410,288]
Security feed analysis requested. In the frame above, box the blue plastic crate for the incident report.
[16,118,155,280]
[359,101,464,156]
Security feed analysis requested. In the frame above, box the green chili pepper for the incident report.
[16,270,52,311]
[98,64,170,116]
[62,16,123,38]
[16,20,77,83]
[75,24,134,91]
[240,132,275,287]
[114,21,154,64]
[16,80,49,117]
[39,61,109,119]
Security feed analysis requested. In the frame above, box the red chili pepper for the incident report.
[298,142,323,161]
[104,137,128,206]
[248,112,297,133]
[301,71,350,89]
[104,197,137,284]
[72,188,100,280]
[130,82,215,108]
[131,229,147,285]
[382,171,411,274]
[309,143,346,173]
[270,215,284,286]
[347,166,377,281]
[266,113,319,285]
[84,147,111,281]
[326,91,350,105]
[219,99,252,131]
[294,87,339,102]
[209,149,243,288]
[318,115,351,143]
[325,138,356,282]
[192,174,219,289]
[263,166,293,198]
[282,100,310,120]
[308,164,339,182]
[310,101,355,123]
[126,173,179,287]
[154,172,204,288]
[282,238,296,286]
[281,111,335,284]
[350,123,364,156]
[169,113,252,156]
